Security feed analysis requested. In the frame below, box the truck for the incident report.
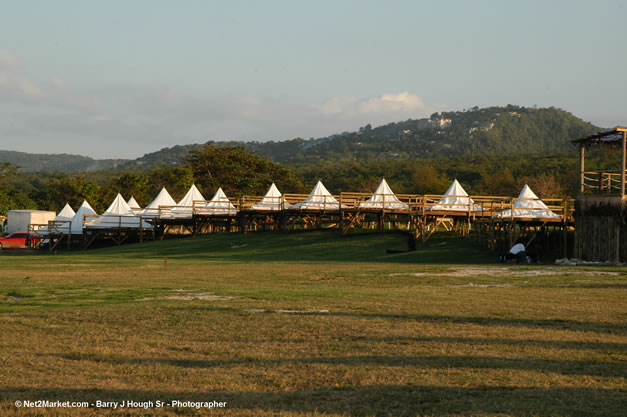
[6,210,56,235]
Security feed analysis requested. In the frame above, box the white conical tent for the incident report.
[37,203,76,235]
[56,203,76,220]
[359,179,408,210]
[494,184,559,219]
[172,184,205,218]
[71,200,97,234]
[142,187,177,218]
[251,183,284,211]
[202,188,237,214]
[427,179,480,211]
[289,181,343,210]
[85,194,152,229]
[127,196,141,210]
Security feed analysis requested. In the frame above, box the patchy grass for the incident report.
[0,230,497,265]
[0,231,625,416]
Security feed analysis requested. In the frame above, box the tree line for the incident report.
[0,144,619,216]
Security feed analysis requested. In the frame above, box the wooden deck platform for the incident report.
[32,191,576,253]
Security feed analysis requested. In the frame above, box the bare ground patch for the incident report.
[391,267,622,278]
[243,309,329,314]
[156,293,240,301]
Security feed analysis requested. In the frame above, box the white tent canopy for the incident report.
[36,203,76,235]
[127,196,141,210]
[172,184,205,218]
[289,181,343,210]
[202,188,237,214]
[428,179,480,212]
[56,203,76,220]
[71,200,97,234]
[494,184,559,219]
[142,187,177,218]
[85,194,152,229]
[251,183,284,211]
[359,178,408,210]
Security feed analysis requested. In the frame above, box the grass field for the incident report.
[0,231,625,416]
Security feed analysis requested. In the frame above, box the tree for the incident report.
[147,166,195,202]
[0,162,18,184]
[46,175,102,212]
[480,168,516,196]
[96,171,153,207]
[515,173,564,198]
[0,163,37,215]
[412,166,450,194]
[187,145,303,196]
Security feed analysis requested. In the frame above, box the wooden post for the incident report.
[621,132,626,197]
[579,143,585,194]
[339,194,344,235]
[562,202,568,259]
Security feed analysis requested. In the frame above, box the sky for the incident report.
[1,0,626,159]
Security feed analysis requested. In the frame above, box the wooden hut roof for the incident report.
[571,127,627,146]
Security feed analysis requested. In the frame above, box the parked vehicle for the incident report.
[0,232,39,249]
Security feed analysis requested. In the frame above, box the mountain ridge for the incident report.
[0,105,600,172]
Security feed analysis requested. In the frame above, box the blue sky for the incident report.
[1,0,626,158]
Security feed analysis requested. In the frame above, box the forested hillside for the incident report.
[0,150,125,173]
[0,105,610,216]
[1,106,600,172]
[125,105,599,167]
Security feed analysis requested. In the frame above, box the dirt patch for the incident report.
[391,267,622,278]
[275,309,329,314]
[450,282,515,288]
[516,270,621,277]
[142,293,240,301]
[243,309,329,314]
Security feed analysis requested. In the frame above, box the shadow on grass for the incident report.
[24,230,500,265]
[198,335,626,352]
[177,305,627,334]
[2,385,625,417]
[346,335,627,352]
[570,283,627,289]
[50,353,626,378]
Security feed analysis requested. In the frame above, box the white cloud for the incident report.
[358,92,425,113]
[314,92,429,119]
[0,48,45,102]
[0,49,447,157]
[316,96,359,116]
[0,48,20,69]
[229,96,268,121]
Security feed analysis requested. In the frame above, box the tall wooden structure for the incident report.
[571,127,627,262]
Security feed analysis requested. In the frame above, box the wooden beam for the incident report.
[579,143,585,194]
[622,131,626,197]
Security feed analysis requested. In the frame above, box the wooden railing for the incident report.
[282,193,343,211]
[31,220,73,235]
[28,223,50,234]
[238,195,286,211]
[582,171,624,194]
[339,192,417,210]
[83,214,152,230]
[73,193,576,226]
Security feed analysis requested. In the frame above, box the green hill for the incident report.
[125,105,599,167]
[0,150,126,173]
[0,106,600,172]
